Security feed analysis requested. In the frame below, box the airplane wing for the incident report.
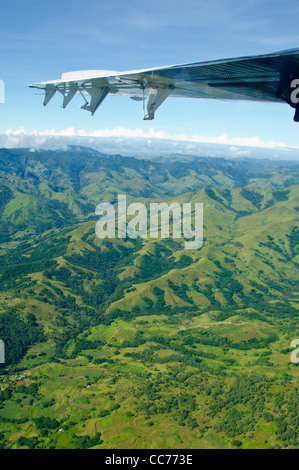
[28,48,299,121]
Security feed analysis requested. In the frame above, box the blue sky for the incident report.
[1,0,299,154]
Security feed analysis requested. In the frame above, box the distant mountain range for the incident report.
[1,133,299,160]
[0,146,298,241]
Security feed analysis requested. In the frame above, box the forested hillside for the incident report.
[0,147,298,449]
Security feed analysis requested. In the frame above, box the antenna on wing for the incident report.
[130,79,173,120]
[143,86,173,120]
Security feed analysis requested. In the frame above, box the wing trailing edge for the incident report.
[28,49,299,121]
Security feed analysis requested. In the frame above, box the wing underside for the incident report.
[28,48,299,121]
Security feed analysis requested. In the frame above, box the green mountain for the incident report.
[0,147,298,449]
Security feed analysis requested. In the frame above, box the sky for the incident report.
[1,0,299,156]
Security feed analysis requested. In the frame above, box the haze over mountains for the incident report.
[1,132,299,161]
[0,146,298,449]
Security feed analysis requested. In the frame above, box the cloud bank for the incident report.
[0,126,298,160]
[1,126,289,148]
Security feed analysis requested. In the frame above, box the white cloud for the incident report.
[1,126,289,150]
[229,146,252,157]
